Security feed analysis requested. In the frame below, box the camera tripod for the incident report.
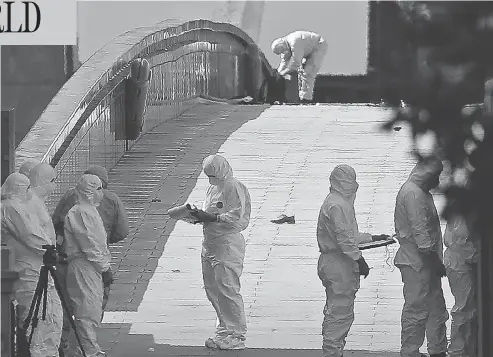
[20,245,87,357]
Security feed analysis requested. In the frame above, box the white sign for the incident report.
[0,0,76,45]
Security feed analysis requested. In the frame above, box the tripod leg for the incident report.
[48,267,88,357]
[42,277,48,320]
[22,267,46,331]
[28,268,48,345]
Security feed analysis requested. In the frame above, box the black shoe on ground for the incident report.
[300,99,312,104]
[270,214,295,224]
[430,353,447,357]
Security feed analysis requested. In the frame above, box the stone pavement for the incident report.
[98,102,454,357]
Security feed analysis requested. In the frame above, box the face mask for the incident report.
[93,189,104,206]
[208,177,219,186]
[46,182,56,196]
[25,189,33,202]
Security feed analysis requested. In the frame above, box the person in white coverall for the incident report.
[394,157,449,357]
[1,172,63,357]
[271,30,329,102]
[52,164,129,354]
[64,174,113,357]
[0,159,40,200]
[316,164,373,357]
[190,154,251,351]
[444,214,479,357]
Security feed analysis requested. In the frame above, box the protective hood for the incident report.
[271,37,290,55]
[29,163,56,201]
[408,157,443,191]
[75,174,103,206]
[18,159,41,177]
[1,173,30,202]
[85,165,109,189]
[329,164,359,199]
[203,155,234,181]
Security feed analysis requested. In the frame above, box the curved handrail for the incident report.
[14,19,273,170]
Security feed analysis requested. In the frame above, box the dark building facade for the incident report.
[1,45,80,147]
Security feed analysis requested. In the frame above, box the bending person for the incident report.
[271,30,328,103]
[190,155,251,350]
[64,174,113,357]
[1,172,62,357]
[316,164,371,357]
[394,157,449,357]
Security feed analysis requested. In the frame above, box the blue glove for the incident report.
[357,257,370,278]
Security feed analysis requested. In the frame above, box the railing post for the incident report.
[1,245,19,357]
[1,109,16,185]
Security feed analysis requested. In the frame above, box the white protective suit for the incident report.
[200,155,251,349]
[394,159,449,357]
[0,159,39,200]
[1,172,63,357]
[444,215,479,357]
[52,165,129,345]
[64,174,110,357]
[316,164,371,357]
[271,30,329,101]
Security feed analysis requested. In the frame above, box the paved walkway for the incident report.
[98,102,454,356]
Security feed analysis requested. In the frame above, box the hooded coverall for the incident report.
[316,164,371,357]
[271,30,328,101]
[52,165,129,346]
[1,172,63,357]
[394,159,449,357]
[0,159,39,201]
[200,155,251,349]
[444,215,479,357]
[19,159,41,178]
[64,174,111,357]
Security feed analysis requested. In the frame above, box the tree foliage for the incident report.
[382,1,493,240]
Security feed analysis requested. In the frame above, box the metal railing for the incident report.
[14,19,273,211]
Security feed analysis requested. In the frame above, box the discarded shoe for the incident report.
[270,214,295,224]
[216,335,245,350]
[371,234,391,242]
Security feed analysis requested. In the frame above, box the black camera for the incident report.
[42,244,58,267]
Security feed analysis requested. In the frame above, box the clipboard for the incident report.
[358,235,397,251]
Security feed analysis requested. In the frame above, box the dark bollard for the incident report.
[124,58,152,141]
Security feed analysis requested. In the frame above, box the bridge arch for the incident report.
[15,19,273,209]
